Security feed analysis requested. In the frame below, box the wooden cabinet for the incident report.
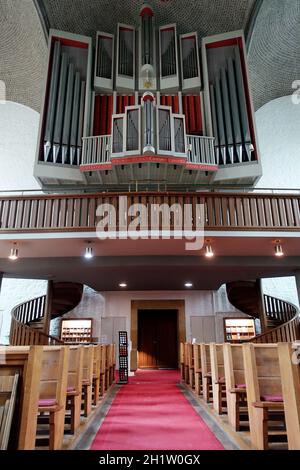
[60,318,92,344]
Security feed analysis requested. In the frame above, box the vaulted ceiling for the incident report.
[0,0,300,112]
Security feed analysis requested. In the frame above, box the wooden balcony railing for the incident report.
[250,314,300,344]
[264,294,298,324]
[0,191,300,233]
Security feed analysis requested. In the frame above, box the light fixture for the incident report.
[84,242,93,259]
[119,283,127,288]
[205,242,214,258]
[274,241,284,257]
[9,243,19,261]
[185,282,193,288]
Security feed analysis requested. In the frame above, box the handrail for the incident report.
[264,294,297,324]
[0,191,300,233]
[10,295,63,346]
[249,312,300,344]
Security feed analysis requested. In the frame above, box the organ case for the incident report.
[116,23,136,92]
[35,29,92,178]
[94,32,114,92]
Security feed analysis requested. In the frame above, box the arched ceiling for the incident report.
[0,0,299,113]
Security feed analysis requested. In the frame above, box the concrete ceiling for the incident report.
[1,0,300,112]
[0,235,299,291]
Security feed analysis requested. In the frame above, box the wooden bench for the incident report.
[278,342,300,449]
[99,345,106,397]
[187,343,195,389]
[0,374,19,449]
[193,343,202,396]
[37,346,69,450]
[81,345,94,418]
[180,343,185,381]
[111,344,116,386]
[200,344,212,403]
[223,343,248,431]
[210,343,226,414]
[184,343,190,384]
[66,346,83,434]
[92,345,101,406]
[243,343,285,450]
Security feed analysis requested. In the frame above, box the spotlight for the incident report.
[119,283,127,288]
[9,244,19,261]
[274,242,284,257]
[205,243,214,258]
[84,243,93,259]
[185,282,193,288]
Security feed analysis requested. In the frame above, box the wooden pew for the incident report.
[184,343,190,384]
[66,346,83,434]
[193,343,202,396]
[81,345,94,418]
[111,344,116,385]
[223,343,248,431]
[243,343,285,450]
[92,345,101,406]
[210,343,226,414]
[99,345,106,397]
[187,343,195,389]
[180,343,185,381]
[278,342,300,450]
[0,346,42,450]
[200,344,212,403]
[0,374,19,449]
[37,346,69,450]
[107,344,114,387]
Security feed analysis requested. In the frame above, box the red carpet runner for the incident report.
[91,370,224,450]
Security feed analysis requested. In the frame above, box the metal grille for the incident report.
[112,117,124,154]
[182,36,198,80]
[126,108,139,152]
[118,27,134,77]
[158,108,172,151]
[160,27,177,77]
[96,35,113,79]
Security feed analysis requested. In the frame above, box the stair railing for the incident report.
[10,295,63,346]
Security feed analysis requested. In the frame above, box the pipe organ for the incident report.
[35,5,261,190]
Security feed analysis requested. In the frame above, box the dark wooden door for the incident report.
[138,310,178,369]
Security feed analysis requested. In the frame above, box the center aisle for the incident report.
[91,370,224,450]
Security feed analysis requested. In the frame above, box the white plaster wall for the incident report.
[0,101,40,192]
[0,278,47,344]
[255,95,300,191]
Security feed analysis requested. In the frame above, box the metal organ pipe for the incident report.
[44,41,61,162]
[70,72,81,165]
[210,83,219,163]
[233,46,252,161]
[215,75,226,165]
[62,62,75,164]
[142,93,155,155]
[227,56,243,163]
[77,81,86,164]
[220,67,234,164]
[53,52,68,163]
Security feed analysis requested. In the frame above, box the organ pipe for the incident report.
[227,56,243,163]
[53,52,68,163]
[44,41,61,162]
[220,67,234,164]
[70,72,81,165]
[62,62,75,164]
[142,94,155,155]
[233,46,252,162]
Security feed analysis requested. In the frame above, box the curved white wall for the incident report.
[255,95,300,190]
[0,101,40,191]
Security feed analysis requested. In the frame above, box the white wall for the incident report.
[255,95,300,190]
[0,278,47,344]
[0,101,40,191]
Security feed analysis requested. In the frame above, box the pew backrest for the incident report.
[200,344,211,376]
[39,346,69,407]
[68,346,83,393]
[223,343,245,391]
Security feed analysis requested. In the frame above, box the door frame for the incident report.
[130,300,186,371]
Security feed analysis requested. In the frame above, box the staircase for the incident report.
[227,280,300,343]
[9,281,83,346]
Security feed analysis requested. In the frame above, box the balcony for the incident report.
[0,191,299,233]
